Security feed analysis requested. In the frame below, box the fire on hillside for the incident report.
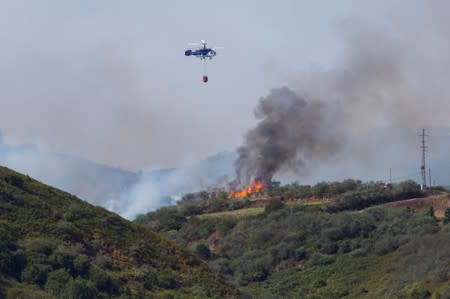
[228,179,266,199]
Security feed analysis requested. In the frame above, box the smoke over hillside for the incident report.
[234,87,340,186]
[234,12,450,186]
[0,137,235,219]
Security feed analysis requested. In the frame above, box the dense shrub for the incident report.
[195,244,211,260]
[392,180,421,199]
[215,217,237,235]
[49,246,77,273]
[22,263,49,287]
[3,175,24,188]
[270,242,295,263]
[328,181,422,212]
[228,199,251,211]
[89,266,119,295]
[45,269,72,297]
[264,199,285,214]
[233,250,273,285]
[73,254,90,276]
[209,258,233,278]
[180,204,204,217]
[157,271,181,289]
[309,253,335,266]
[0,250,20,278]
[372,237,399,255]
[318,240,339,255]
[26,238,54,256]
[65,277,97,299]
[410,289,431,299]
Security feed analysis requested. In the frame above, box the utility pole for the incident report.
[389,168,392,184]
[420,128,427,190]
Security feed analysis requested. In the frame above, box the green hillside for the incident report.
[137,181,450,298]
[0,166,238,299]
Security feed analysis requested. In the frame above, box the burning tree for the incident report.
[228,179,267,199]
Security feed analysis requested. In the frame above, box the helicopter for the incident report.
[185,40,222,83]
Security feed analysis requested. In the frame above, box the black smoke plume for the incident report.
[234,87,340,187]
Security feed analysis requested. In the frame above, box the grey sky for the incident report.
[0,1,447,171]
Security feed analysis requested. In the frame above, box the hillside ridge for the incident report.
[0,165,238,298]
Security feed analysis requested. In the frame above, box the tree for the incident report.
[312,182,329,198]
[195,244,211,260]
[73,254,90,276]
[393,180,421,199]
[427,206,435,219]
[444,208,450,224]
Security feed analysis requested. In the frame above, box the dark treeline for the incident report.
[136,179,422,224]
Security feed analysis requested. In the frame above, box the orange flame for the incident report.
[228,180,266,199]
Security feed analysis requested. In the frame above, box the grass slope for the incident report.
[0,166,238,298]
[195,207,265,219]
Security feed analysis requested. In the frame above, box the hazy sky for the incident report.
[0,1,447,171]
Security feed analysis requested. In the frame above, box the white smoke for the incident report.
[113,152,235,219]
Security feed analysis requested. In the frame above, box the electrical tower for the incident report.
[420,128,428,190]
